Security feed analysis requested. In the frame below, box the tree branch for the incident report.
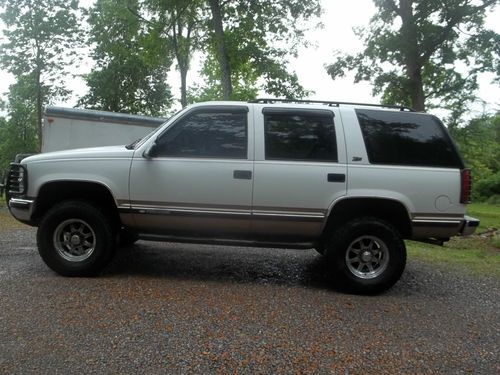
[420,0,498,64]
[127,0,152,24]
[386,0,401,16]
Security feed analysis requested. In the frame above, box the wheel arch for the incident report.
[321,197,412,241]
[32,180,120,226]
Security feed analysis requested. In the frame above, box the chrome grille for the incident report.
[8,164,26,195]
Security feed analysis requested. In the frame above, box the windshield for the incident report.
[125,108,185,150]
[125,126,159,150]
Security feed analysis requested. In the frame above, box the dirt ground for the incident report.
[0,217,499,374]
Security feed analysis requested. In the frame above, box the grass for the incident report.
[466,203,500,231]
[0,192,26,231]
[407,202,500,278]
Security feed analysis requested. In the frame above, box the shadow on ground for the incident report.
[106,241,335,289]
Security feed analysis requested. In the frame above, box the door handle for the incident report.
[327,173,345,183]
[233,170,252,180]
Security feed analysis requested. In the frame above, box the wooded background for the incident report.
[0,0,498,201]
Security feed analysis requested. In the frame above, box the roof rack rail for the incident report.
[248,98,414,112]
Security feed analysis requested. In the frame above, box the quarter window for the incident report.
[356,109,463,168]
[264,112,338,162]
[155,110,248,158]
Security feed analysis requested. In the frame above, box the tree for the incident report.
[0,77,39,170]
[206,0,232,99]
[193,0,321,101]
[0,0,81,151]
[143,0,202,108]
[327,0,499,112]
[79,0,173,116]
[130,0,321,104]
[450,112,500,182]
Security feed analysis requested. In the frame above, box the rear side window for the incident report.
[356,109,463,168]
[264,111,338,162]
[155,111,247,158]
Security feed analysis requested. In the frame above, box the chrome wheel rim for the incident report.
[345,235,389,279]
[53,219,96,262]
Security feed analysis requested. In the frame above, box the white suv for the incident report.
[6,99,479,293]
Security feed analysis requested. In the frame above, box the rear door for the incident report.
[251,105,347,242]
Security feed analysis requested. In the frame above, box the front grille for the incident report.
[8,164,26,195]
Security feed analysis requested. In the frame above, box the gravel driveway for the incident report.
[0,222,499,374]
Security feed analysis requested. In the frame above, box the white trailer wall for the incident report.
[42,107,166,153]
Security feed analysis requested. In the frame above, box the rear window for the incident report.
[356,109,463,168]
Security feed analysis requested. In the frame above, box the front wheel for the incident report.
[37,200,116,276]
[325,217,406,294]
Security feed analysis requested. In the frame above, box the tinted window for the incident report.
[155,111,247,158]
[264,112,338,162]
[356,109,462,168]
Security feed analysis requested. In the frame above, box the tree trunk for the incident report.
[179,64,188,107]
[207,0,232,100]
[172,15,191,108]
[399,0,426,111]
[35,67,43,152]
[408,68,425,111]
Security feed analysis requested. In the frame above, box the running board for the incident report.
[137,234,315,250]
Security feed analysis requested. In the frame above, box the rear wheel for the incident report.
[37,200,116,276]
[325,217,406,294]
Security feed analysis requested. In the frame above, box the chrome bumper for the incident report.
[8,198,35,222]
[411,215,480,240]
[460,215,480,236]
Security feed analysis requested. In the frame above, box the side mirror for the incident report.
[143,141,158,159]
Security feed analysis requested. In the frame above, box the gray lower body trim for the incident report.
[119,202,325,241]
[411,215,468,239]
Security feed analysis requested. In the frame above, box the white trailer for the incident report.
[42,107,166,152]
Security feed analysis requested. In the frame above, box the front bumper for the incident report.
[8,197,35,223]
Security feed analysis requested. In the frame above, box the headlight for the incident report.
[17,168,25,193]
[8,164,27,195]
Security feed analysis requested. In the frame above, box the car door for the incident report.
[129,105,254,239]
[251,105,347,242]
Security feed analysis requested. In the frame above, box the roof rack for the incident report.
[249,98,414,112]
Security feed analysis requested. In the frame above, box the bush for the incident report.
[474,172,500,202]
[485,195,500,205]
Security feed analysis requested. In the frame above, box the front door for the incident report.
[129,105,254,239]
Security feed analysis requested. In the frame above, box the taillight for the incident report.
[460,169,471,204]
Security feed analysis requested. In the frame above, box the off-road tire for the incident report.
[325,217,406,294]
[37,200,116,276]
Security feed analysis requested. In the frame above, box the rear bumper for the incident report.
[460,215,480,236]
[411,215,480,240]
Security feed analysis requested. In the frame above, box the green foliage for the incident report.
[0,76,39,170]
[474,173,500,203]
[192,0,321,101]
[449,112,500,202]
[78,0,173,116]
[143,0,203,107]
[450,113,500,180]
[326,0,499,112]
